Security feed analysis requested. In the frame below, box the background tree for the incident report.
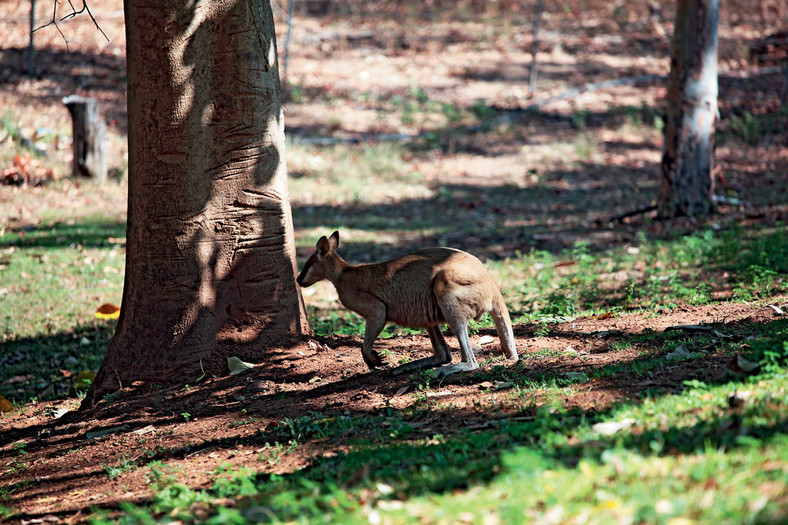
[659,0,721,218]
[83,0,310,407]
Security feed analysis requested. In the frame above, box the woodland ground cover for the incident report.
[1,1,787,523]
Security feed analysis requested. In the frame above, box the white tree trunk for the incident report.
[659,0,720,217]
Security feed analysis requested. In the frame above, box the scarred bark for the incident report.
[83,0,309,407]
[659,0,720,218]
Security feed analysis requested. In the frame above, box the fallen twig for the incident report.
[664,325,714,333]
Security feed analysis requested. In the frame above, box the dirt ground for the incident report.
[2,0,788,522]
[2,300,785,521]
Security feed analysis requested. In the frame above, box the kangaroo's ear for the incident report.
[328,231,340,251]
[316,235,330,258]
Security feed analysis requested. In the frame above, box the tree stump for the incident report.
[62,95,107,183]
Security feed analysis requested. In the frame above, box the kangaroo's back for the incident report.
[350,248,489,328]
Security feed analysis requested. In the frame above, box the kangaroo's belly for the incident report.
[384,288,445,328]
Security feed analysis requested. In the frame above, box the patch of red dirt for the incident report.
[2,301,783,522]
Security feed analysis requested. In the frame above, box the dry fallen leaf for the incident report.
[227,356,256,375]
[75,370,96,390]
[50,407,70,419]
[0,396,14,413]
[95,303,121,319]
[132,425,157,436]
[767,304,784,315]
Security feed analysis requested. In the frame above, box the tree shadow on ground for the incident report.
[292,166,654,264]
[4,318,785,521]
[3,301,786,521]
[0,46,128,132]
[0,219,126,250]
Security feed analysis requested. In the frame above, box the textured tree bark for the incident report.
[63,95,107,183]
[659,0,720,218]
[83,0,309,407]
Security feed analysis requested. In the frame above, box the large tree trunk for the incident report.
[659,0,720,218]
[83,0,309,407]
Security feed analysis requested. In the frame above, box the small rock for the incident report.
[478,335,495,345]
[376,482,393,494]
[736,355,760,373]
[592,418,636,436]
[666,345,692,361]
[247,381,269,392]
[425,391,452,398]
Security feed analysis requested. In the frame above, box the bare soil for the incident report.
[2,300,785,521]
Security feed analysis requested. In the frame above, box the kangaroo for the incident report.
[296,231,518,378]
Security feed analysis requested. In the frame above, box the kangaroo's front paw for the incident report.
[362,350,383,370]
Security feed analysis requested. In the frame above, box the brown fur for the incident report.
[297,231,518,377]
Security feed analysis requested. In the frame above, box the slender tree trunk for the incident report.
[528,0,545,94]
[28,0,35,76]
[83,0,309,407]
[659,0,720,218]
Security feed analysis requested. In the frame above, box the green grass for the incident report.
[5,209,784,404]
[287,141,428,206]
[90,350,788,523]
[0,217,124,403]
[1,166,787,525]
[105,455,138,480]
[304,224,788,342]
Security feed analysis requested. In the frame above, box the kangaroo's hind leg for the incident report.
[390,326,452,376]
[431,316,479,379]
[360,305,386,370]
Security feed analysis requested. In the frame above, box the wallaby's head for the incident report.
[297,231,341,287]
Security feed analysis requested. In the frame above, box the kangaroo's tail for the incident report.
[491,292,518,361]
